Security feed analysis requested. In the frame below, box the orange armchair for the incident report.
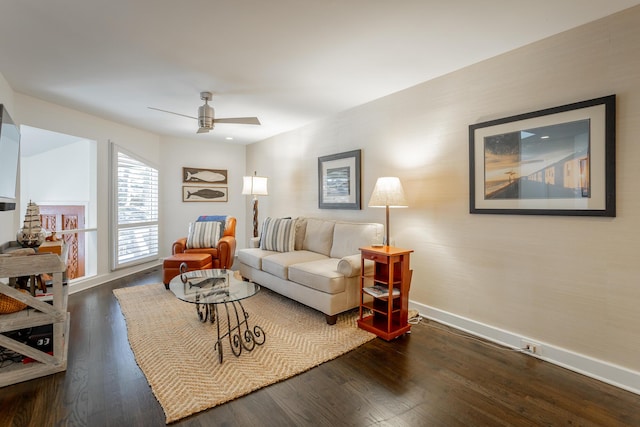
[172,217,237,269]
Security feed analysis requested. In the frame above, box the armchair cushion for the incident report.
[196,215,227,235]
[186,221,222,249]
[197,215,227,222]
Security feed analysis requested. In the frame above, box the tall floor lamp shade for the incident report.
[242,171,268,238]
[368,177,408,246]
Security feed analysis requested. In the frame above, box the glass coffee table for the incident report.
[168,265,265,363]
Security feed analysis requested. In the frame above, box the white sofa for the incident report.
[237,217,384,324]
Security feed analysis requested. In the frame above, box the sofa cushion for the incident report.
[262,250,328,280]
[260,217,297,252]
[303,218,335,256]
[237,248,277,270]
[330,221,384,259]
[288,258,346,294]
[186,221,221,249]
[294,217,307,250]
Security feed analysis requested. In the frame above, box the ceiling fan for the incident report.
[148,91,260,134]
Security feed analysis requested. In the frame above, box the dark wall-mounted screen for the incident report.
[0,104,20,210]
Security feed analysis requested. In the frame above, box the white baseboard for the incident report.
[409,300,640,396]
[68,261,162,294]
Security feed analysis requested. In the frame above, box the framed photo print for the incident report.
[182,186,228,202]
[469,95,615,216]
[182,167,227,184]
[318,149,361,210]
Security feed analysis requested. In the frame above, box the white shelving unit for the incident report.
[0,243,69,387]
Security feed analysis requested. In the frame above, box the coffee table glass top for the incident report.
[169,269,259,304]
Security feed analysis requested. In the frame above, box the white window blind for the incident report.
[112,145,159,269]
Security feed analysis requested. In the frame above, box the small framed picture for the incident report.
[182,186,228,202]
[182,167,228,184]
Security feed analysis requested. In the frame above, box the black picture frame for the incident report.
[469,95,616,216]
[318,149,361,210]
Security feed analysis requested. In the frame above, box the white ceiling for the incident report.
[2,1,638,145]
[19,126,87,157]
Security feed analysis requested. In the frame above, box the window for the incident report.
[111,144,159,269]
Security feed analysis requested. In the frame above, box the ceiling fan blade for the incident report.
[213,117,261,125]
[148,107,197,120]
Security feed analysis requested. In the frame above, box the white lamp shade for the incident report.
[242,175,268,196]
[368,177,408,208]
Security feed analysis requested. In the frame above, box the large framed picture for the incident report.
[469,95,615,216]
[318,149,361,210]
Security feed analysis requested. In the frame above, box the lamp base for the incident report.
[384,205,390,247]
[252,198,259,238]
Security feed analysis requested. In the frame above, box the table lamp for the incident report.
[368,177,408,246]
[242,171,268,238]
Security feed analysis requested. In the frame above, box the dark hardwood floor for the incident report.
[1,267,639,426]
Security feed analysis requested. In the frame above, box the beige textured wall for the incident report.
[247,7,640,373]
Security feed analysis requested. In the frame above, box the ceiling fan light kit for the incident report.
[198,91,215,133]
[149,91,260,134]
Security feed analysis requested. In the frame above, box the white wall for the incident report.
[21,138,98,278]
[13,93,162,288]
[0,73,18,244]
[21,139,94,208]
[246,7,640,392]
[2,85,248,282]
[159,136,247,254]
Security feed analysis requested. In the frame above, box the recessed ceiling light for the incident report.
[225,137,233,140]
[541,135,550,139]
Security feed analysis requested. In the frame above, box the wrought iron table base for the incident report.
[195,300,266,363]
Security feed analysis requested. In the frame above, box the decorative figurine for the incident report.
[16,201,48,249]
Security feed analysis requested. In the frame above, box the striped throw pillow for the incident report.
[186,221,221,249]
[196,216,226,242]
[260,217,296,252]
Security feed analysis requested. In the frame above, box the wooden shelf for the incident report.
[357,245,413,341]
[0,245,69,387]
[358,314,411,341]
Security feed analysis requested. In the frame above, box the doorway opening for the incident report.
[19,126,97,282]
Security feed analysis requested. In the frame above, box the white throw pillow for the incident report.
[186,221,221,249]
[302,218,335,256]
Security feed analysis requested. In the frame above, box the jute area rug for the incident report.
[113,283,375,424]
